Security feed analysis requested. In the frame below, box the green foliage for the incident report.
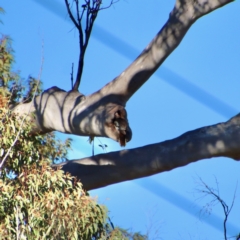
[0,35,24,105]
[0,35,42,104]
[0,27,149,240]
[0,162,108,239]
[0,36,108,240]
[101,217,148,240]
[0,100,108,240]
[104,223,148,240]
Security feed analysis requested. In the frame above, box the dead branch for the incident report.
[65,0,119,91]
[195,177,238,240]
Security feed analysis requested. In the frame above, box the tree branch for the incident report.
[12,0,235,145]
[68,0,117,91]
[64,0,80,30]
[53,114,240,191]
[93,0,234,105]
[65,0,85,91]
[12,86,132,146]
[196,177,238,240]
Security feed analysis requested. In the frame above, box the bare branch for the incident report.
[64,0,80,30]
[75,0,81,23]
[196,177,238,240]
[64,0,84,92]
[74,0,84,48]
[70,63,74,89]
[66,0,120,91]
[228,182,238,219]
[98,0,120,11]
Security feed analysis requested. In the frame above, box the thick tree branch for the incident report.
[93,0,234,105]
[12,0,234,145]
[13,87,132,146]
[54,114,240,191]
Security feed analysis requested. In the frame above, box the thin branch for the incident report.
[85,2,91,38]
[75,0,84,48]
[71,63,74,89]
[196,177,238,240]
[69,0,119,91]
[79,4,86,21]
[64,0,80,30]
[75,0,81,24]
[73,51,85,91]
[98,0,119,11]
[229,181,238,214]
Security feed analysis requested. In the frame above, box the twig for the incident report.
[71,63,74,89]
[195,177,238,240]
[65,0,119,91]
[64,0,80,30]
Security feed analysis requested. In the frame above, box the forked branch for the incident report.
[65,0,119,91]
[195,177,238,240]
[13,0,235,146]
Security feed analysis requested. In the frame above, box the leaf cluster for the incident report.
[0,36,42,105]
[0,36,108,239]
[0,35,22,103]
[104,224,148,240]
[0,164,107,239]
[0,104,108,239]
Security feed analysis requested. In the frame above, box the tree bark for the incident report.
[12,0,234,146]
[12,0,237,188]
[54,114,240,191]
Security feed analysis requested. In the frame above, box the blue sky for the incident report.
[1,0,240,239]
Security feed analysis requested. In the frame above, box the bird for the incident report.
[113,118,127,132]
[113,118,128,147]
